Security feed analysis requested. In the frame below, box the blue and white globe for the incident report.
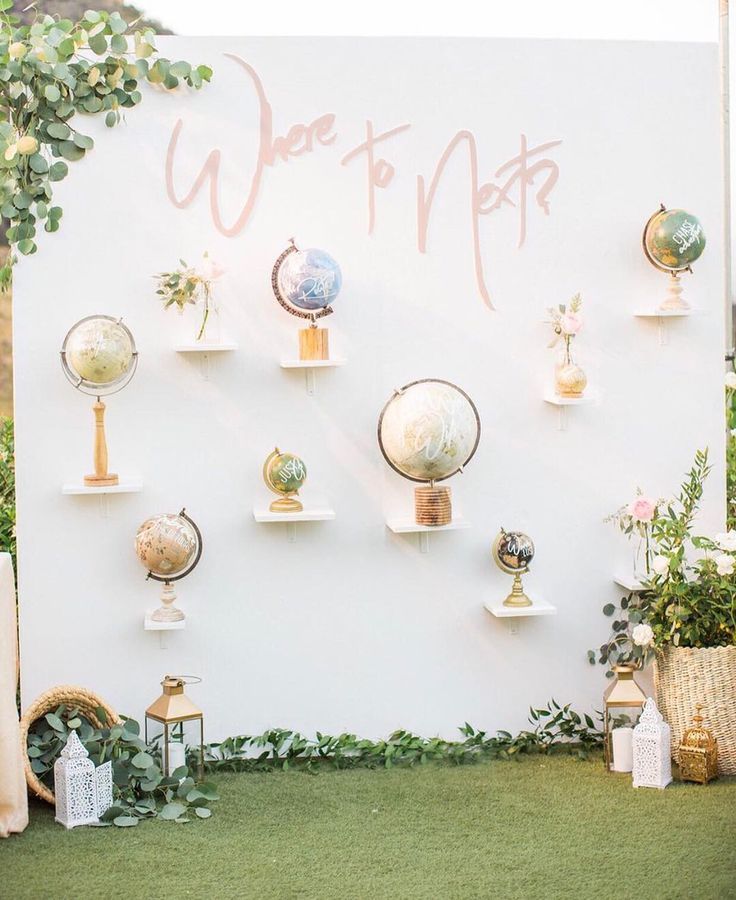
[277,248,342,311]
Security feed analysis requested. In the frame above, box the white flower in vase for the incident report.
[632,623,654,647]
[651,555,669,577]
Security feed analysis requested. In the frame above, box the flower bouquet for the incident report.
[155,253,225,342]
[547,293,586,397]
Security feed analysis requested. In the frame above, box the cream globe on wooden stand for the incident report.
[377,379,481,526]
[135,509,203,623]
[60,315,138,487]
[271,239,343,361]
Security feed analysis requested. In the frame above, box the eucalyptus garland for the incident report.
[0,3,212,287]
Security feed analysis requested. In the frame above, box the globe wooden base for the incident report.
[659,273,689,311]
[84,473,119,487]
[151,583,185,622]
[269,496,303,512]
[299,327,329,360]
[414,486,452,526]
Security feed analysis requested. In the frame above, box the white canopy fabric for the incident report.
[0,553,27,837]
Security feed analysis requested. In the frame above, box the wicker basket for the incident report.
[19,686,120,804]
[655,646,736,775]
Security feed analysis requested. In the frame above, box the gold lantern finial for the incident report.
[678,704,718,784]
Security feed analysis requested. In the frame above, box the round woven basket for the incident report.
[19,685,120,804]
[655,646,736,775]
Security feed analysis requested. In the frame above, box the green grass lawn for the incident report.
[3,754,735,900]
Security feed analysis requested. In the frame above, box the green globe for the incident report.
[263,449,307,496]
[643,207,705,272]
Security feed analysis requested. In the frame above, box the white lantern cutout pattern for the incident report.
[54,730,113,829]
[632,697,673,790]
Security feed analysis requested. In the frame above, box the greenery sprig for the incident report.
[0,416,13,572]
[0,3,212,287]
[203,701,605,774]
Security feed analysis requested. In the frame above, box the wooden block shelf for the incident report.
[542,390,596,407]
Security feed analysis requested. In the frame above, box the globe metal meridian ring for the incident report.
[377,378,481,484]
[60,314,138,396]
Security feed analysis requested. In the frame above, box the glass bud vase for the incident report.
[632,530,652,582]
[195,288,219,344]
[554,343,587,398]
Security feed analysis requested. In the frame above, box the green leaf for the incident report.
[66,717,82,729]
[73,132,94,150]
[602,604,615,617]
[105,111,117,128]
[48,161,68,181]
[195,807,211,819]
[88,34,107,56]
[29,154,48,174]
[169,61,191,78]
[113,816,139,827]
[44,85,61,103]
[59,141,85,161]
[46,122,70,140]
[159,802,186,820]
[131,751,154,769]
[110,34,127,54]
[45,713,64,731]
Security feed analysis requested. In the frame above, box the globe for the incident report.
[378,379,481,483]
[277,247,342,311]
[264,450,307,495]
[493,530,535,574]
[135,513,200,580]
[643,207,705,272]
[64,316,135,389]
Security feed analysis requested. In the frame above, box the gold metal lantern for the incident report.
[145,675,205,778]
[603,665,647,771]
[678,705,718,784]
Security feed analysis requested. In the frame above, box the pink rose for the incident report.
[198,256,225,282]
[560,313,583,335]
[627,497,656,523]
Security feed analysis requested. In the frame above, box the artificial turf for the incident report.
[2,754,735,899]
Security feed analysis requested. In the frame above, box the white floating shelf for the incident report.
[385,516,470,534]
[144,612,186,631]
[62,478,142,495]
[280,358,347,369]
[613,573,647,592]
[484,597,556,618]
[253,505,336,523]
[174,341,238,352]
[633,308,696,318]
[543,390,596,407]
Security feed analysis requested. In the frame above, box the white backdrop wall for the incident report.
[15,38,725,739]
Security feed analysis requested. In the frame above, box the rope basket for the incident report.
[655,646,736,775]
[19,685,120,804]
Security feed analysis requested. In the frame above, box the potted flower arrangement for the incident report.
[154,253,225,343]
[547,293,586,398]
[591,448,736,774]
[605,490,663,581]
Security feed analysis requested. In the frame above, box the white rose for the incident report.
[715,531,736,552]
[715,553,735,576]
[652,555,669,576]
[726,372,736,389]
[632,623,654,647]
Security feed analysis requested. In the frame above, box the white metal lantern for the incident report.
[632,697,672,790]
[54,730,113,829]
